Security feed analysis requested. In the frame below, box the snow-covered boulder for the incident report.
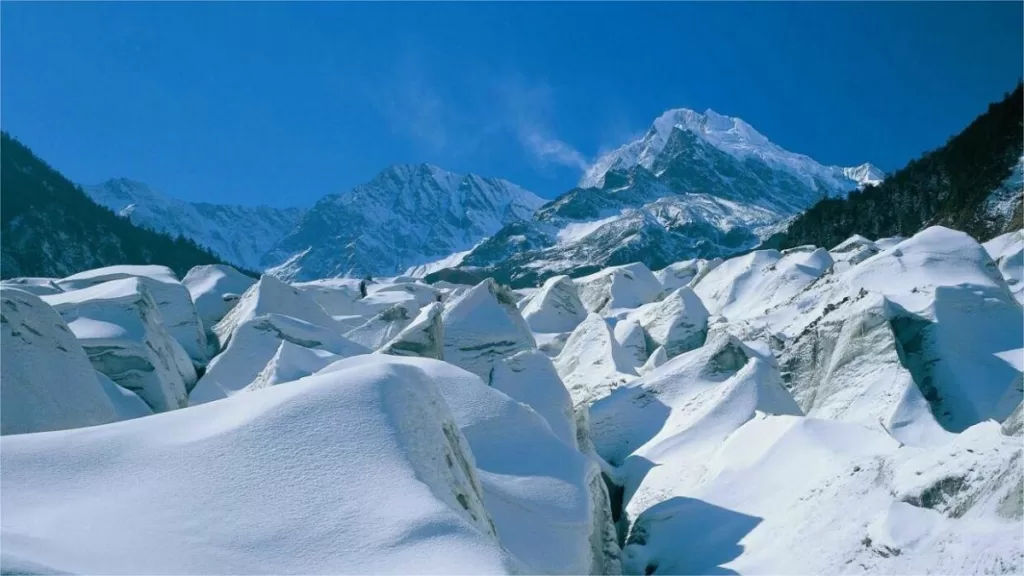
[521,275,587,333]
[213,274,338,349]
[344,301,417,350]
[0,277,63,296]
[41,278,195,413]
[983,229,1023,304]
[190,313,368,405]
[575,263,662,315]
[55,265,209,367]
[624,286,710,358]
[442,279,536,381]
[318,355,621,574]
[378,302,444,359]
[1,288,122,434]
[830,234,881,272]
[0,356,520,574]
[492,350,577,447]
[555,314,638,407]
[182,264,256,338]
[613,318,648,367]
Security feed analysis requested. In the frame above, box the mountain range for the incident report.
[4,90,1020,286]
[77,107,881,285]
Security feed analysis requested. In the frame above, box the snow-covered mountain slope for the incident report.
[263,164,545,280]
[85,179,305,272]
[445,110,879,287]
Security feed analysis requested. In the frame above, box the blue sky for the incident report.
[2,2,1021,206]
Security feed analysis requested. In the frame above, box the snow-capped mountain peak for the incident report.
[842,162,886,187]
[261,164,546,280]
[580,107,880,196]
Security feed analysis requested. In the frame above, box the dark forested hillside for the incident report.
[776,84,1023,250]
[1,132,227,279]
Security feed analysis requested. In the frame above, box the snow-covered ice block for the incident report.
[983,229,1023,304]
[555,313,638,407]
[0,277,63,296]
[182,264,256,338]
[213,274,339,349]
[191,313,368,405]
[0,356,519,574]
[624,286,709,358]
[42,278,195,413]
[56,265,209,367]
[575,262,662,315]
[344,301,417,351]
[319,355,620,574]
[521,275,587,333]
[378,302,444,359]
[1,287,120,434]
[442,278,536,381]
[492,349,577,447]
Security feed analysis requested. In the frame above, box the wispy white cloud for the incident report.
[365,55,595,174]
[493,77,591,172]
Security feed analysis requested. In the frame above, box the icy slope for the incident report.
[85,178,305,271]
[1,357,519,574]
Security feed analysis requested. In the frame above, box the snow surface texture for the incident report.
[85,178,305,271]
[2,357,522,574]
[41,278,196,413]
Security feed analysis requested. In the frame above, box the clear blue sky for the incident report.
[2,2,1021,206]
